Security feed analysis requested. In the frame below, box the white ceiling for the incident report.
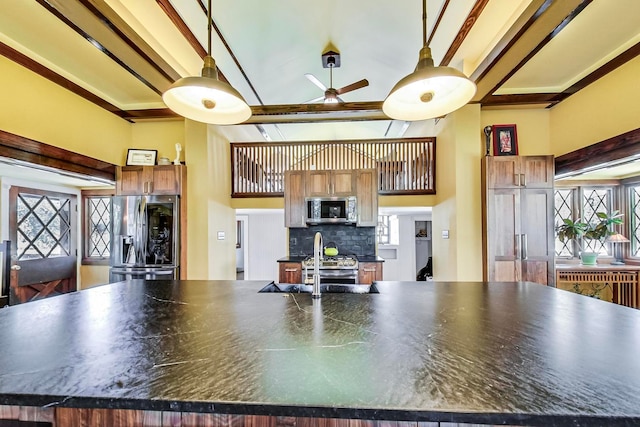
[1,0,639,184]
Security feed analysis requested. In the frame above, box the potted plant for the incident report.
[556,210,623,265]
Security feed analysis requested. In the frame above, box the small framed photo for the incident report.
[492,124,518,156]
[126,149,157,166]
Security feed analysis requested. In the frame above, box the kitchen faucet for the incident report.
[312,232,323,298]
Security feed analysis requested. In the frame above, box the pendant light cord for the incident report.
[422,0,427,47]
[207,0,212,56]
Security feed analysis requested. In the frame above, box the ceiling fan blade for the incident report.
[304,73,327,91]
[304,95,325,104]
[336,79,369,95]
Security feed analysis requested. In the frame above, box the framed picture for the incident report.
[492,124,518,156]
[126,149,157,166]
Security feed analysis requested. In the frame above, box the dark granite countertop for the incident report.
[1,280,640,426]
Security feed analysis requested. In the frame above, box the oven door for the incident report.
[305,268,357,285]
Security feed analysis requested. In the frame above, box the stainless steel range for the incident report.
[302,255,359,284]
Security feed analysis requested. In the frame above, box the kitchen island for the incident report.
[1,280,639,426]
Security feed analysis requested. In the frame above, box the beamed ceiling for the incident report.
[0,0,639,144]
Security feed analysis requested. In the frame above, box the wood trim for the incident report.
[479,0,592,104]
[555,128,640,177]
[35,0,163,96]
[0,129,116,182]
[0,41,126,117]
[439,0,490,67]
[427,0,450,47]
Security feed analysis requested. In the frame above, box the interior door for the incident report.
[8,186,77,305]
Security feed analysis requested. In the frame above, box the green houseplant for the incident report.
[556,210,623,265]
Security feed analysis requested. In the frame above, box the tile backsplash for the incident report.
[289,225,376,257]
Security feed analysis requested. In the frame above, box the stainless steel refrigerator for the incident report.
[109,195,180,282]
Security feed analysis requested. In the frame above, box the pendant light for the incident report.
[162,0,251,125]
[382,0,476,121]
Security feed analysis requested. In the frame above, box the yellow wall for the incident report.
[550,55,640,156]
[131,120,185,165]
[481,109,551,155]
[432,105,484,281]
[0,56,130,164]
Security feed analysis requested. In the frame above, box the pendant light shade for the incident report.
[162,1,251,125]
[383,1,476,121]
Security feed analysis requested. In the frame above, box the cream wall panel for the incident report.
[550,55,640,156]
[0,56,130,165]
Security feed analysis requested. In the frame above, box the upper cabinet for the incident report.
[356,170,378,227]
[486,156,554,189]
[284,169,378,228]
[284,171,307,228]
[116,165,186,195]
[306,170,355,197]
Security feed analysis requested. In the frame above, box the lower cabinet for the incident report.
[358,262,383,285]
[279,262,302,284]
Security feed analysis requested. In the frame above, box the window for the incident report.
[554,185,615,258]
[377,215,399,245]
[628,185,640,256]
[82,190,113,265]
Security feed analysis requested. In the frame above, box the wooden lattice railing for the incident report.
[231,137,435,197]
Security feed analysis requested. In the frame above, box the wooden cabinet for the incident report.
[482,156,555,286]
[116,165,185,195]
[284,171,307,228]
[306,170,354,197]
[358,262,383,285]
[356,169,378,226]
[279,262,303,284]
[486,156,554,189]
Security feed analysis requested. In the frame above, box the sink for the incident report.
[259,283,379,294]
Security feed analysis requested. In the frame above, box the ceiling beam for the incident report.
[471,0,585,102]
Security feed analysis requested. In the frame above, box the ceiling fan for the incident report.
[304,51,369,104]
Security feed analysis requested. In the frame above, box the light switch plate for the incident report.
[217,231,225,240]
[442,230,449,239]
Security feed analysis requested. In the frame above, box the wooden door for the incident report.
[332,171,355,196]
[284,171,307,227]
[519,156,554,189]
[306,171,331,197]
[149,165,182,195]
[485,157,520,189]
[279,262,302,284]
[520,188,555,285]
[116,166,145,195]
[485,188,521,282]
[8,187,77,305]
[358,262,382,284]
[356,169,378,226]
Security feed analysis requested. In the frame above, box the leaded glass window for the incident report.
[16,193,71,260]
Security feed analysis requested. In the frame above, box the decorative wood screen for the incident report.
[231,137,435,197]
[556,269,639,308]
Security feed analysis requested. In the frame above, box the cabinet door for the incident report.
[519,188,554,285]
[485,188,521,282]
[358,262,382,285]
[486,157,519,189]
[306,171,331,197]
[332,171,355,196]
[284,171,307,227]
[519,156,554,189]
[149,165,182,195]
[116,166,146,195]
[356,169,378,226]
[279,262,302,284]
[486,156,554,189]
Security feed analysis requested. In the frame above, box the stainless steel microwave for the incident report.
[306,197,357,224]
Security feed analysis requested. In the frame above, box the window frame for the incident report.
[81,189,114,265]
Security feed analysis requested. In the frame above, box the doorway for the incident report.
[236,215,249,280]
[8,186,77,304]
